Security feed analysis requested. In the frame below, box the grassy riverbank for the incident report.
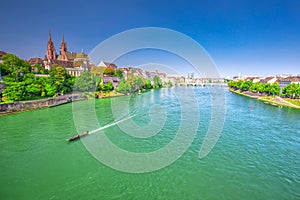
[228,88,300,109]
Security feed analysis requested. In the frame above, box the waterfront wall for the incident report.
[0,93,84,114]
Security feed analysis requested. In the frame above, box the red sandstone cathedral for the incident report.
[29,31,91,76]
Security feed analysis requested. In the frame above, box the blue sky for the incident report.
[0,0,299,77]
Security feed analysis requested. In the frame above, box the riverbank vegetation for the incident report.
[0,54,164,104]
[228,80,300,108]
[228,80,300,99]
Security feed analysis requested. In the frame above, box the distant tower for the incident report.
[59,33,68,61]
[188,72,194,79]
[47,30,56,60]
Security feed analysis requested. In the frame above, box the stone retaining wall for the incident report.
[0,93,84,114]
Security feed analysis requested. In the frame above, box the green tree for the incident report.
[33,63,49,74]
[48,65,73,95]
[98,81,114,92]
[74,71,96,92]
[250,82,260,93]
[0,54,31,81]
[144,79,153,89]
[269,83,280,96]
[90,66,106,76]
[103,67,115,75]
[116,79,131,94]
[2,82,26,101]
[153,76,162,88]
[263,83,271,94]
[282,83,300,99]
[115,69,123,79]
[133,76,144,91]
[241,81,253,91]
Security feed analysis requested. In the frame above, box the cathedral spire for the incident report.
[47,29,56,60]
[59,33,68,61]
[49,29,52,41]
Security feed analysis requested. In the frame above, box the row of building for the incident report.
[232,75,300,89]
[1,32,228,88]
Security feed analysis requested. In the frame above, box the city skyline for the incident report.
[0,0,299,77]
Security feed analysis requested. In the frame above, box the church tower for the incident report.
[47,30,56,60]
[59,33,68,61]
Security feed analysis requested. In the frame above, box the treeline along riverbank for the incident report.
[228,80,300,109]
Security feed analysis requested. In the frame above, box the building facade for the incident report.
[43,32,91,76]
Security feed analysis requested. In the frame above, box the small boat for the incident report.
[67,131,89,141]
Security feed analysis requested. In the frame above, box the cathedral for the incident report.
[44,31,91,76]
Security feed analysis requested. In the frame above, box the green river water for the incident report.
[1,87,300,199]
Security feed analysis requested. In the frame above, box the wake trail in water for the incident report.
[89,113,136,134]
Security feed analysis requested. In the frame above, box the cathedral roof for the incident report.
[75,52,87,59]
[65,52,77,60]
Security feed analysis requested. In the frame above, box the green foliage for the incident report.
[250,83,260,92]
[98,81,114,92]
[103,67,115,75]
[2,75,46,101]
[228,79,299,99]
[282,83,300,99]
[145,79,153,89]
[90,66,106,76]
[133,76,144,91]
[48,65,73,95]
[116,79,132,94]
[74,71,96,92]
[227,80,243,89]
[0,54,31,81]
[0,54,76,102]
[153,75,162,88]
[269,82,280,95]
[2,82,27,101]
[241,81,253,91]
[33,64,49,74]
[115,69,123,79]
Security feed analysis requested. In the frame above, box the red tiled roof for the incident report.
[0,51,7,59]
[277,76,300,82]
[27,57,44,66]
[48,59,74,68]
[260,77,275,83]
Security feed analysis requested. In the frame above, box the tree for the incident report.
[144,79,153,89]
[98,81,114,92]
[90,66,106,76]
[48,65,73,95]
[115,69,123,79]
[250,82,260,93]
[262,83,271,94]
[33,63,49,74]
[2,82,26,101]
[153,75,162,88]
[116,79,131,94]
[103,67,115,75]
[269,83,280,96]
[282,83,300,99]
[0,54,31,81]
[73,71,96,92]
[241,81,253,91]
[133,76,144,91]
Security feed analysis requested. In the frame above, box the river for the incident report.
[1,87,300,199]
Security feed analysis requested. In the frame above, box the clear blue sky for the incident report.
[0,0,299,77]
